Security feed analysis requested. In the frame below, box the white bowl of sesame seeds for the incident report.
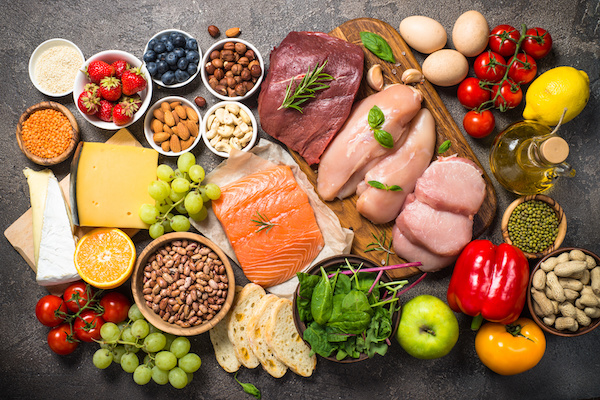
[29,38,85,97]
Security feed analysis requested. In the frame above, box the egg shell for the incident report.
[399,16,447,54]
[452,10,489,57]
[422,49,469,86]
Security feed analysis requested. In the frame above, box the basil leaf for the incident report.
[360,31,396,63]
[374,129,394,148]
[234,372,262,399]
[438,139,451,154]
[367,105,385,130]
[367,181,403,191]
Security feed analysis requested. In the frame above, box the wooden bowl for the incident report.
[527,247,600,337]
[131,232,235,336]
[501,194,567,259]
[16,101,79,165]
[292,254,401,363]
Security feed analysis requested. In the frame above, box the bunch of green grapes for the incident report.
[92,304,202,389]
[138,153,221,239]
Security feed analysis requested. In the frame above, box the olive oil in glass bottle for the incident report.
[490,120,575,195]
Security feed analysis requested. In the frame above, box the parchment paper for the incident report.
[190,139,354,298]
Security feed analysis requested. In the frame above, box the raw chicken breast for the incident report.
[316,84,422,201]
[356,108,436,224]
[392,226,457,272]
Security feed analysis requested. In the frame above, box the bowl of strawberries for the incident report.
[73,50,152,129]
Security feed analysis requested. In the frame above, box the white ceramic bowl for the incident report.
[201,101,258,158]
[200,38,264,101]
[144,96,202,156]
[143,29,201,89]
[73,50,152,130]
[29,38,85,97]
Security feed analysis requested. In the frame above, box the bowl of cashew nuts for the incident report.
[201,101,257,158]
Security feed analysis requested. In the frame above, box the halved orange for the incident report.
[74,228,136,289]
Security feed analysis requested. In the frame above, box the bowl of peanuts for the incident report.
[15,101,80,165]
[201,101,257,157]
[131,232,236,336]
[528,247,600,337]
[144,96,202,156]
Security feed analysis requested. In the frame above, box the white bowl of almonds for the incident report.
[201,101,257,157]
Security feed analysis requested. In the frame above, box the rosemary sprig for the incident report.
[251,212,278,233]
[278,60,334,113]
[364,231,395,266]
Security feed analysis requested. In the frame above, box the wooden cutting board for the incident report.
[288,18,497,279]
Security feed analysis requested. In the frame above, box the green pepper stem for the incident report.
[471,314,484,331]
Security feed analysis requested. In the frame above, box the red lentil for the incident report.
[21,109,72,158]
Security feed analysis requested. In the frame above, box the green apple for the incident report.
[396,294,459,359]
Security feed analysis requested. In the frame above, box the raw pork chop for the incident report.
[392,226,457,272]
[258,31,364,165]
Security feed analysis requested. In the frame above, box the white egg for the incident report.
[422,49,469,86]
[399,16,447,54]
[452,10,490,57]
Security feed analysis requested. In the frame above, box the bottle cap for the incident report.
[540,137,569,164]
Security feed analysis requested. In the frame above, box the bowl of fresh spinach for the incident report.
[293,255,411,363]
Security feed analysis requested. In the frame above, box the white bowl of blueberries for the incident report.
[143,29,201,88]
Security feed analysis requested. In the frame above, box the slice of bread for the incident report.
[247,294,288,378]
[209,286,243,373]
[265,298,317,377]
[227,283,266,368]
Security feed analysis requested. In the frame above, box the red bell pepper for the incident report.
[447,240,529,329]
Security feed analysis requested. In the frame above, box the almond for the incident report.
[169,101,181,110]
[181,136,195,151]
[174,105,187,120]
[153,109,165,122]
[161,140,170,152]
[160,101,171,113]
[164,110,175,127]
[185,107,199,122]
[225,27,241,38]
[184,120,198,137]
[172,111,180,126]
[151,119,164,133]
[163,124,173,135]
[176,122,190,140]
[170,134,181,153]
[153,132,170,144]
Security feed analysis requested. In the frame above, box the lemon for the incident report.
[522,66,589,125]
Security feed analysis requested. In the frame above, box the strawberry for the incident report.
[112,100,136,126]
[96,99,114,122]
[121,67,147,95]
[111,60,130,79]
[121,94,142,111]
[77,90,100,115]
[83,82,100,95]
[99,76,122,101]
[85,60,115,84]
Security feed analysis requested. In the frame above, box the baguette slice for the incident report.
[247,294,288,378]
[227,283,266,368]
[209,286,243,373]
[265,298,316,377]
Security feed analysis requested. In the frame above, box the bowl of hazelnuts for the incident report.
[201,38,264,101]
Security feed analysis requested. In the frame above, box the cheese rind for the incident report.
[23,168,52,265]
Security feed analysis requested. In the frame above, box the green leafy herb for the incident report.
[278,60,334,113]
[251,212,277,233]
[360,31,396,63]
[368,105,394,148]
[296,272,321,322]
[234,371,261,399]
[365,231,395,266]
[438,140,452,154]
[367,180,403,192]
[310,267,334,326]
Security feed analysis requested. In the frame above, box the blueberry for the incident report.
[161,70,176,85]
[165,40,174,52]
[177,57,189,70]
[143,50,156,63]
[175,69,190,83]
[187,63,198,76]
[185,50,200,64]
[159,34,169,42]
[156,60,169,74]
[169,32,178,41]
[173,34,187,48]
[157,52,167,61]
[153,42,166,53]
[169,62,179,71]
[165,52,178,66]
[173,48,185,59]
[147,39,158,50]
[185,38,198,50]
[147,62,158,77]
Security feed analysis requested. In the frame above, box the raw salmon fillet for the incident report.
[212,165,324,288]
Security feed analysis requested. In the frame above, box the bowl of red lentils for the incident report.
[16,101,80,165]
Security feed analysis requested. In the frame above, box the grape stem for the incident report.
[56,283,105,343]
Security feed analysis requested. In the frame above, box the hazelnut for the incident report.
[223,42,235,51]
[223,61,233,71]
[208,77,219,89]
[234,42,247,55]
[243,81,254,92]
[234,76,242,84]
[237,56,249,67]
[219,77,228,86]
[205,62,216,75]
[221,50,235,62]
[225,70,234,78]
[248,60,259,70]
[227,86,236,97]
[226,76,236,88]
[241,68,251,81]
[235,83,247,97]
[211,58,224,69]
[250,64,262,78]
[208,25,220,38]
[244,49,255,60]
[231,64,243,75]
[213,68,225,80]
[215,85,227,96]
[210,50,221,60]
[194,96,206,107]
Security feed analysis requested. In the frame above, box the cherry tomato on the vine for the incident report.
[457,77,491,109]
[48,323,79,355]
[508,53,537,84]
[489,25,521,57]
[74,310,105,342]
[474,50,507,82]
[522,27,553,59]
[492,80,523,110]
[35,295,67,327]
[463,110,495,138]
[63,281,94,313]
[99,292,131,323]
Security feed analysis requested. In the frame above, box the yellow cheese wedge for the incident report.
[23,168,52,264]
[76,142,158,229]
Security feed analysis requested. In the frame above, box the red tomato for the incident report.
[63,282,94,313]
[74,310,105,342]
[474,51,507,82]
[492,80,523,110]
[457,78,491,109]
[463,110,495,138]
[522,27,553,59]
[35,295,68,327]
[508,53,537,84]
[99,292,131,323]
[489,25,521,57]
[48,323,79,355]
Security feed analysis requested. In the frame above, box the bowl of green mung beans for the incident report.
[501,194,567,259]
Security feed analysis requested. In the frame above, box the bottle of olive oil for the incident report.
[490,120,575,195]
